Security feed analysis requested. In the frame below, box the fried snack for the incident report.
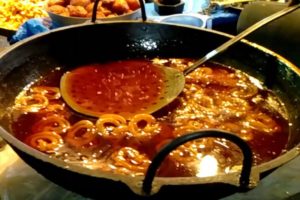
[128,114,159,141]
[67,5,88,17]
[65,120,97,148]
[45,104,65,113]
[48,5,70,16]
[96,114,128,139]
[86,2,112,17]
[85,2,101,13]
[0,0,48,30]
[111,0,130,14]
[32,115,70,133]
[9,58,289,177]
[48,0,66,6]
[86,11,106,18]
[245,112,280,134]
[110,147,151,173]
[102,0,115,7]
[70,0,91,7]
[15,93,49,112]
[47,0,140,18]
[100,6,114,16]
[27,131,63,152]
[169,142,199,163]
[126,0,139,10]
[31,86,61,100]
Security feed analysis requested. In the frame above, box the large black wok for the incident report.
[1,20,300,199]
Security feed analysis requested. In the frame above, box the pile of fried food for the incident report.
[0,0,48,31]
[47,0,140,18]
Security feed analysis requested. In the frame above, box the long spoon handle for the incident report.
[183,1,300,76]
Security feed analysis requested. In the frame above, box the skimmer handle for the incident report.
[183,2,300,76]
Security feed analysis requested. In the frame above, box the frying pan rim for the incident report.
[0,20,300,195]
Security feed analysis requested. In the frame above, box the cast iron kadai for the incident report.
[0,0,300,199]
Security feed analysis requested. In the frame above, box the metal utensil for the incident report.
[183,0,300,75]
[149,0,300,113]
[61,0,300,118]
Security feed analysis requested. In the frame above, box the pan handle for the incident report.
[139,0,148,22]
[91,0,101,23]
[142,129,253,195]
[91,0,147,23]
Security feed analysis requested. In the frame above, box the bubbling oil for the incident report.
[8,58,289,178]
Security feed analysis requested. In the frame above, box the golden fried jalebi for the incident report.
[185,67,214,84]
[32,115,70,133]
[218,122,253,141]
[0,0,48,31]
[44,103,65,113]
[15,93,49,112]
[245,112,280,134]
[31,86,61,100]
[173,121,203,137]
[26,131,63,152]
[231,82,258,99]
[110,147,150,173]
[10,58,289,177]
[14,86,64,113]
[169,142,199,163]
[215,95,250,115]
[128,114,159,141]
[65,120,97,148]
[96,114,127,139]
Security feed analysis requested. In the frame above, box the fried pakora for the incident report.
[67,5,88,17]
[48,0,66,6]
[70,0,91,7]
[126,0,140,10]
[48,5,70,16]
[112,0,130,14]
[47,0,140,18]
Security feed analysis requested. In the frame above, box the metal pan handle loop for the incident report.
[138,0,147,21]
[142,129,253,195]
[91,0,101,23]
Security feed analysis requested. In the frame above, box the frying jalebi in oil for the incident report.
[14,86,63,113]
[128,114,160,141]
[31,86,61,100]
[95,113,161,142]
[110,147,151,175]
[65,120,97,148]
[45,104,65,113]
[245,112,280,134]
[9,58,289,177]
[96,114,127,140]
[32,115,70,133]
[15,93,49,112]
[26,131,63,152]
